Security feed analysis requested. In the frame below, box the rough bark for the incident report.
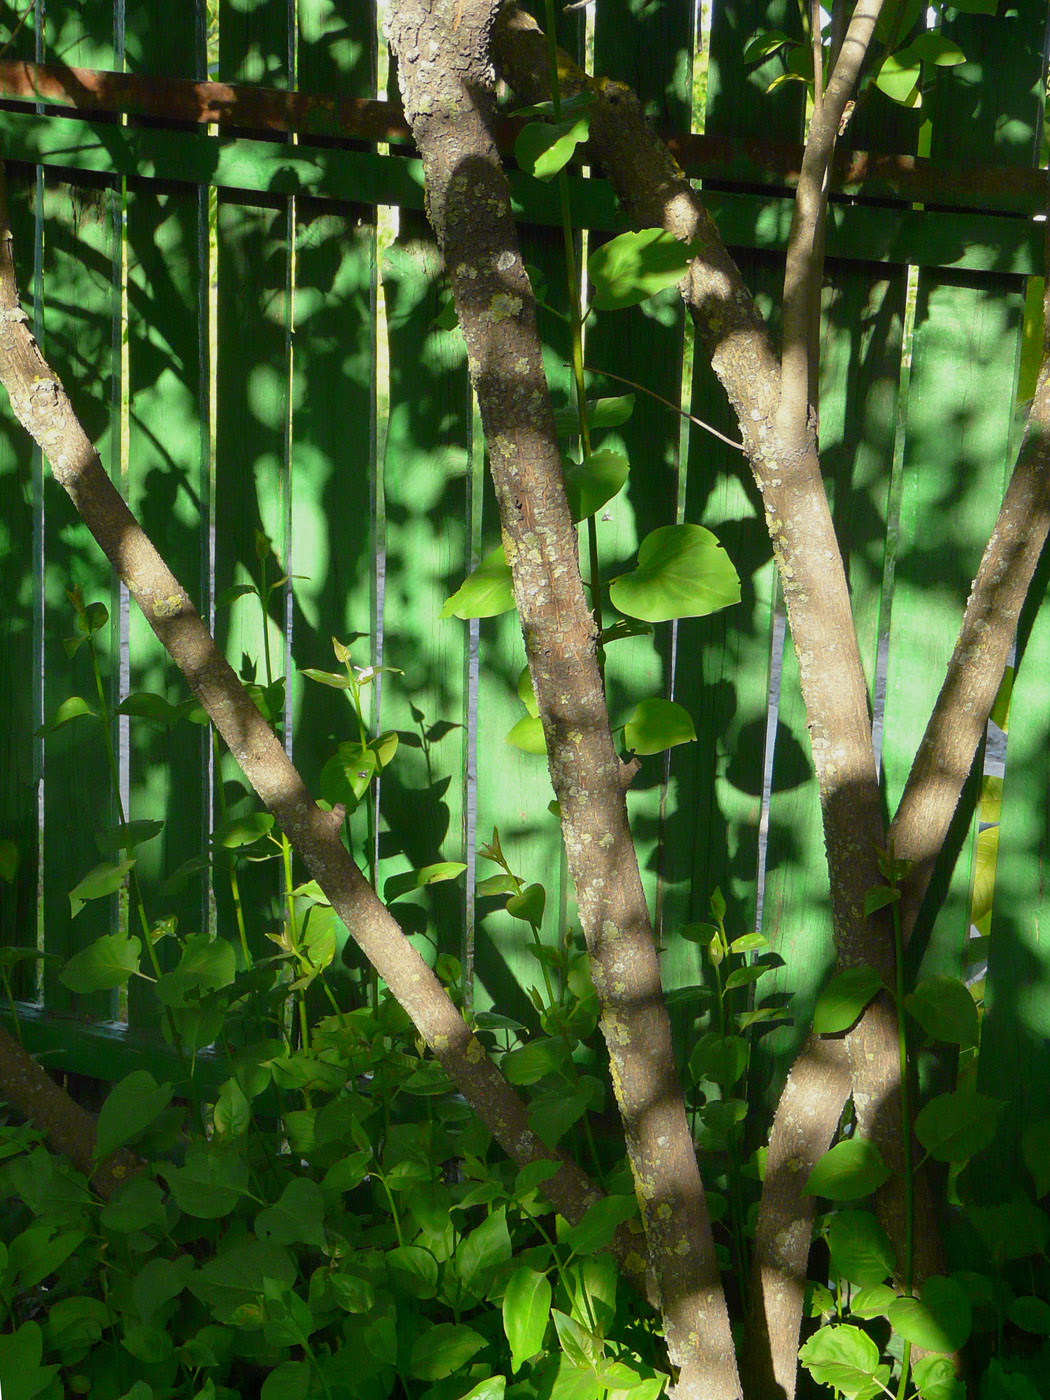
[386,4,738,1396]
[0,154,651,1290]
[0,1025,142,1197]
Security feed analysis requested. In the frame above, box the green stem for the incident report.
[211,726,252,969]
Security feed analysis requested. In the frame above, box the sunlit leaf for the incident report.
[798,1324,888,1399]
[506,882,546,929]
[875,54,921,107]
[515,114,590,182]
[383,862,467,902]
[505,715,547,754]
[896,32,966,66]
[805,1138,889,1200]
[623,698,696,755]
[812,965,883,1035]
[609,524,740,622]
[409,1324,485,1380]
[743,28,795,61]
[888,1276,972,1354]
[589,228,699,311]
[441,545,515,620]
[553,393,635,435]
[827,1210,896,1286]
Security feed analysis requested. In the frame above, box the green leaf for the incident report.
[911,1356,966,1400]
[0,1322,60,1400]
[409,1324,485,1380]
[812,966,883,1035]
[163,1144,250,1219]
[1022,1117,1050,1197]
[386,1244,439,1298]
[601,616,653,646]
[46,1294,109,1353]
[505,714,547,754]
[563,448,629,522]
[849,1284,898,1319]
[723,964,768,990]
[589,228,699,311]
[689,1033,748,1089]
[609,524,740,623]
[459,1379,507,1400]
[502,1036,569,1085]
[255,1177,326,1249]
[455,1205,511,1295]
[95,1071,173,1160]
[729,932,768,954]
[798,1324,888,1399]
[553,393,635,435]
[622,698,696,756]
[100,1176,166,1234]
[805,1138,890,1200]
[383,862,467,902]
[261,1360,311,1400]
[896,32,966,67]
[969,1198,1050,1263]
[863,884,900,914]
[905,975,980,1048]
[95,818,165,855]
[117,690,185,724]
[47,695,100,730]
[827,1210,896,1286]
[564,1194,639,1255]
[743,28,794,61]
[213,812,274,848]
[1008,1296,1050,1335]
[320,742,377,810]
[441,545,515,619]
[874,0,923,44]
[875,54,922,107]
[156,933,236,1008]
[59,932,141,992]
[888,1276,972,1353]
[517,665,539,716]
[915,1090,1001,1163]
[68,858,135,918]
[515,113,590,182]
[132,1255,195,1320]
[506,882,546,930]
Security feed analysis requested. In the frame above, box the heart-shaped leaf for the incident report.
[905,975,980,1048]
[609,524,740,622]
[805,1138,890,1201]
[827,1210,896,1285]
[798,1324,888,1399]
[915,1090,1001,1163]
[563,449,629,522]
[888,1276,972,1353]
[60,932,141,992]
[505,715,547,754]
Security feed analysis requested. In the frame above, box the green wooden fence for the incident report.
[0,0,1047,1173]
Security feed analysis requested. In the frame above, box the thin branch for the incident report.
[779,0,884,439]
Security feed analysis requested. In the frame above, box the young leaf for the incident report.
[517,665,539,717]
[609,524,740,623]
[564,1195,640,1255]
[805,1138,890,1201]
[515,114,590,182]
[117,691,185,724]
[827,1210,896,1286]
[887,1276,972,1354]
[563,448,629,522]
[904,975,980,1048]
[622,698,696,756]
[798,1324,888,1399]
[156,933,236,1008]
[506,882,546,929]
[911,1356,966,1400]
[441,545,515,620]
[589,228,700,310]
[915,1090,1001,1163]
[849,1284,898,1319]
[743,29,794,62]
[812,965,883,1035]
